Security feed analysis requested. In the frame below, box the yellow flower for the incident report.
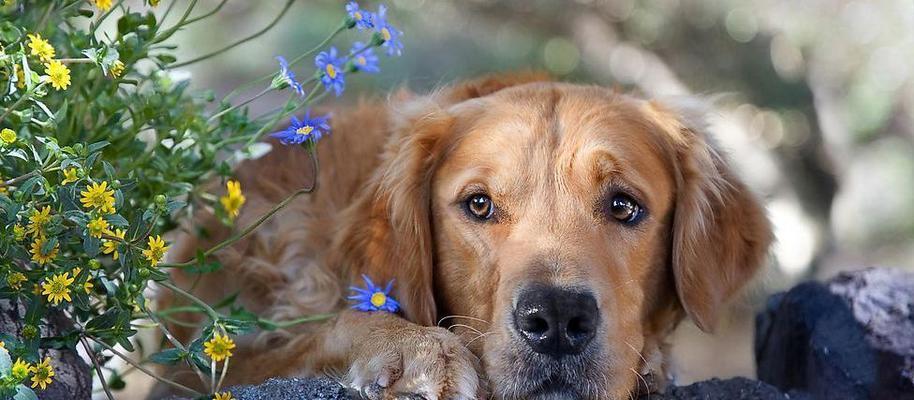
[71,266,82,277]
[213,392,235,400]
[203,333,235,362]
[102,228,126,260]
[93,0,113,11]
[149,0,160,6]
[29,357,54,390]
[80,181,116,214]
[11,358,31,381]
[41,272,74,305]
[26,206,52,237]
[1,128,16,144]
[83,280,94,294]
[86,216,109,238]
[219,180,246,221]
[142,235,168,265]
[61,168,79,185]
[109,60,125,78]
[7,272,27,290]
[14,64,26,89]
[13,224,26,240]
[27,33,55,63]
[45,60,71,91]
[30,236,59,265]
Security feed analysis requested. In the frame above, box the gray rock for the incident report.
[639,377,802,400]
[220,377,352,400]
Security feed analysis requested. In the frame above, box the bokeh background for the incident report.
[127,0,914,395]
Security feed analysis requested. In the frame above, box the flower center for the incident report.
[357,56,367,66]
[354,11,363,21]
[296,125,314,136]
[381,27,392,41]
[370,292,387,307]
[326,64,337,79]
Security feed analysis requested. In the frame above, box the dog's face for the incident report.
[348,77,771,400]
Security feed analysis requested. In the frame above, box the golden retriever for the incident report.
[156,73,772,400]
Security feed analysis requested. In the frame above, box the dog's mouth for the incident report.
[526,377,583,400]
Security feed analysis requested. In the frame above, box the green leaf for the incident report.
[13,385,39,400]
[148,348,185,365]
[0,346,11,374]
[106,213,129,227]
[87,141,110,153]
[17,175,41,196]
[185,260,222,274]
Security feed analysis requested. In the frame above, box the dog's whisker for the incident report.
[447,323,484,336]
[630,367,651,399]
[465,331,494,347]
[624,340,650,369]
[437,314,490,327]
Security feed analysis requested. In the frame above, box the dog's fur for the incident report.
[156,73,772,400]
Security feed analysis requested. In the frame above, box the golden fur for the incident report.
[154,73,772,400]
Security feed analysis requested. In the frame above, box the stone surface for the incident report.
[0,299,92,400]
[219,377,352,400]
[639,377,801,400]
[755,268,914,400]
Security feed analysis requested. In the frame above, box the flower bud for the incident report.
[21,325,38,339]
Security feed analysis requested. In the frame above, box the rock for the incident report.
[639,377,801,400]
[755,268,914,400]
[219,377,352,400]
[0,299,92,400]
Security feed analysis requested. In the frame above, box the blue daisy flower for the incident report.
[274,56,305,96]
[315,46,346,96]
[348,275,400,313]
[349,42,380,74]
[373,5,403,57]
[345,1,373,30]
[270,110,331,145]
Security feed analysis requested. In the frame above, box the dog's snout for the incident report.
[513,285,599,357]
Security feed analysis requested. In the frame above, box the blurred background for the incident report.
[135,0,914,393]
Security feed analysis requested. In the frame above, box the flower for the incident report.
[220,180,246,220]
[109,60,125,78]
[315,47,345,96]
[349,42,380,74]
[102,228,126,260]
[14,64,26,89]
[29,357,54,390]
[30,236,59,265]
[346,1,373,30]
[149,0,160,6]
[13,224,25,240]
[11,358,31,381]
[42,272,74,305]
[45,60,71,91]
[93,0,113,11]
[61,168,79,185]
[203,333,236,362]
[87,216,110,238]
[213,391,235,400]
[348,275,400,313]
[273,56,305,96]
[270,111,331,145]
[27,33,55,62]
[26,206,52,237]
[1,128,16,144]
[142,235,168,265]
[83,280,94,294]
[373,5,403,57]
[80,181,116,214]
[7,272,27,290]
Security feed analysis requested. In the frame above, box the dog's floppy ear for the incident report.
[335,73,549,326]
[649,99,773,333]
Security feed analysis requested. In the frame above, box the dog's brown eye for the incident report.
[608,194,644,224]
[465,194,495,221]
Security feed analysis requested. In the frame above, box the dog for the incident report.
[156,73,772,400]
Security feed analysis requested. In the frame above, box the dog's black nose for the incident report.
[513,285,599,357]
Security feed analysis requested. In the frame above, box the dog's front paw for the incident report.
[344,324,484,400]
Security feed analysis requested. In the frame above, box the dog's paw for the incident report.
[344,324,484,400]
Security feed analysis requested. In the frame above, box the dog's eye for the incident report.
[607,194,644,224]
[465,194,495,221]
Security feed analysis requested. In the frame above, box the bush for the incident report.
[0,1,400,398]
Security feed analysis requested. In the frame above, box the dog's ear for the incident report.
[648,99,773,333]
[335,73,548,326]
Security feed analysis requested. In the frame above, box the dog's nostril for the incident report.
[519,314,549,336]
[513,284,600,357]
[567,316,592,337]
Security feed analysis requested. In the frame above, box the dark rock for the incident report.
[755,268,914,400]
[639,377,801,400]
[220,377,352,400]
[0,299,92,400]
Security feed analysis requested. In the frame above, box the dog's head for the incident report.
[341,74,772,399]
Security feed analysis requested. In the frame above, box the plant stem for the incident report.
[86,334,204,397]
[0,82,47,125]
[171,0,296,68]
[81,336,115,400]
[207,87,272,123]
[58,58,95,64]
[216,357,229,392]
[184,0,230,25]
[159,281,220,323]
[144,307,211,389]
[268,313,335,329]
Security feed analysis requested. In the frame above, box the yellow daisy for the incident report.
[102,228,126,260]
[26,205,52,237]
[30,236,59,265]
[219,180,246,221]
[13,224,25,240]
[11,358,31,381]
[14,64,26,89]
[109,59,125,78]
[80,181,116,214]
[86,216,109,238]
[93,0,113,11]
[203,332,235,362]
[7,272,27,290]
[213,392,235,400]
[83,279,94,294]
[27,33,55,63]
[29,357,54,390]
[61,168,79,185]
[45,60,71,91]
[41,272,74,305]
[1,128,16,144]
[142,235,168,265]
